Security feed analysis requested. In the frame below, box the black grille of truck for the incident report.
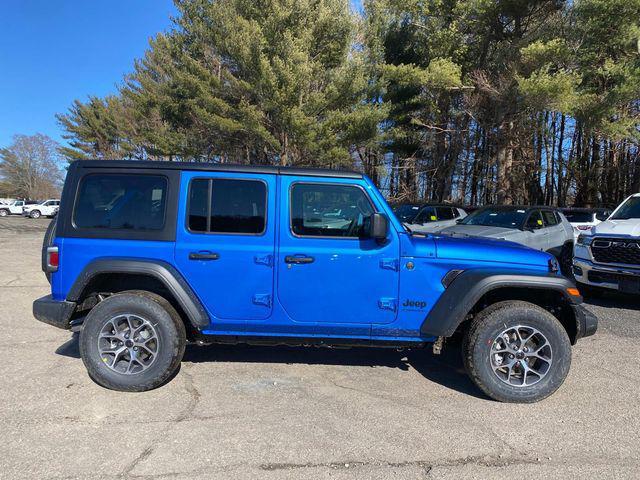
[590,237,640,266]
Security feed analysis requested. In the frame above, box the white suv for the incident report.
[22,199,60,219]
[573,193,640,293]
[0,200,28,216]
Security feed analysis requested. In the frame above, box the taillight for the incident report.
[46,246,59,272]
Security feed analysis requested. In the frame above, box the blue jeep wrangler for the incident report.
[33,161,597,402]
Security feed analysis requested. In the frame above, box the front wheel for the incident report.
[0,209,8,217]
[463,300,571,403]
[79,291,186,392]
[30,210,41,219]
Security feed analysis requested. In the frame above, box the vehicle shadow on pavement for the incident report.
[584,292,640,311]
[183,341,488,400]
[53,334,487,399]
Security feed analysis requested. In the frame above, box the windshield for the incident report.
[563,211,593,223]
[461,208,527,229]
[392,204,421,222]
[611,197,640,220]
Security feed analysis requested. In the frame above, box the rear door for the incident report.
[175,171,276,324]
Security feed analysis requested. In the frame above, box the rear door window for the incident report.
[542,210,558,226]
[187,178,267,234]
[74,174,167,230]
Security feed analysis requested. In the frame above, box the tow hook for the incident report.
[433,336,444,355]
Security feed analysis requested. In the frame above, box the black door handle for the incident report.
[285,255,314,264]
[189,251,220,260]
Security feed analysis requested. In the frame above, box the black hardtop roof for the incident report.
[72,159,363,179]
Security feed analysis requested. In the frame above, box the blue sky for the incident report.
[0,1,363,149]
[0,0,177,148]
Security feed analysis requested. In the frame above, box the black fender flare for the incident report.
[66,258,209,328]
[420,269,582,337]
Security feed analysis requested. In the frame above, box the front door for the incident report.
[175,171,276,323]
[524,210,549,251]
[277,177,400,325]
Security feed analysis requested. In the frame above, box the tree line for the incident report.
[56,0,640,207]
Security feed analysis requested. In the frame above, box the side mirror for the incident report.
[368,213,388,242]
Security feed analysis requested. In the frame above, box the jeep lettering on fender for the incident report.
[33,160,597,402]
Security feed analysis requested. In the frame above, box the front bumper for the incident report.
[32,295,76,330]
[573,256,640,292]
[572,304,598,340]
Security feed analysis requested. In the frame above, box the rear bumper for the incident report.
[572,304,597,341]
[32,295,76,330]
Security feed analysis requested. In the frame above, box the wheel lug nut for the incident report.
[509,354,514,359]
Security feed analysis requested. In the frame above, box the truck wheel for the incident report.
[30,210,41,219]
[79,291,186,392]
[0,209,8,217]
[463,300,571,403]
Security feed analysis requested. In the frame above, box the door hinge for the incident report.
[254,254,273,267]
[378,297,397,311]
[379,258,399,271]
[252,293,272,307]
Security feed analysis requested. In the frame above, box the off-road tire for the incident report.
[79,291,186,392]
[30,209,41,219]
[463,300,571,403]
[0,209,8,217]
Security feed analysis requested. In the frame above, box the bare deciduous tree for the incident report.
[0,134,65,200]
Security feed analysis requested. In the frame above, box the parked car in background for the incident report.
[561,208,611,238]
[438,206,575,274]
[392,203,467,233]
[22,199,60,219]
[391,203,422,223]
[0,200,38,216]
[573,194,640,293]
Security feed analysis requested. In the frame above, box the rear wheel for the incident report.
[30,209,41,219]
[463,300,571,403]
[0,209,8,217]
[79,291,186,392]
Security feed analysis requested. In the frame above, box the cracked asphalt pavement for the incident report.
[1,216,639,479]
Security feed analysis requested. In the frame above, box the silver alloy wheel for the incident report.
[31,210,40,218]
[490,325,552,387]
[0,209,7,216]
[98,314,160,375]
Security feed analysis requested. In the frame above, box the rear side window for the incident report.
[542,210,558,226]
[188,178,266,234]
[74,174,167,230]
